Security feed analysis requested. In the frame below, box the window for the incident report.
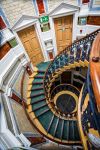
[36,0,45,14]
[0,42,11,60]
[9,38,18,48]
[48,51,54,60]
[82,0,89,3]
[93,0,100,5]
[87,16,100,26]
[0,16,6,30]
[40,23,50,32]
[89,0,100,10]
[78,17,87,25]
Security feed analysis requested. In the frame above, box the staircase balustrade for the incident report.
[44,29,100,101]
[26,29,100,147]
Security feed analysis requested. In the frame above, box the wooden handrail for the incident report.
[90,33,100,112]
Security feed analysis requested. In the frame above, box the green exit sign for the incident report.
[39,16,49,24]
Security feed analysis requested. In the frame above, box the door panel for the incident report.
[54,15,73,53]
[18,26,44,65]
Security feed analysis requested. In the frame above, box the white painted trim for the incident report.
[0,58,18,91]
[4,94,20,135]
[17,133,31,147]
[14,32,31,63]
[0,52,32,147]
[6,64,24,93]
[72,11,79,41]
[0,129,22,148]
[34,22,48,61]
[0,28,15,46]
[15,21,48,62]
[49,17,57,56]
[14,20,37,32]
[88,12,100,16]
[49,2,79,16]
[47,2,79,55]
[49,13,79,56]
[12,14,48,62]
[34,0,39,16]
[12,15,39,31]
[0,50,28,91]
[0,93,8,132]
[49,10,79,18]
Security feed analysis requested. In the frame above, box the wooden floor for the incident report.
[37,142,73,150]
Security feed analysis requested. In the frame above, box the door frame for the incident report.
[12,15,48,63]
[49,10,79,56]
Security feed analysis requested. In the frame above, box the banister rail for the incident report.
[90,32,100,112]
[43,28,100,101]
[44,28,100,74]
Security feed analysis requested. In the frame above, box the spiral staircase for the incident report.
[26,29,100,149]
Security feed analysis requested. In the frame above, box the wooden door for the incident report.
[18,26,44,65]
[54,15,73,53]
[48,51,53,60]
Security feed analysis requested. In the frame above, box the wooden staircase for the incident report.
[26,29,100,148]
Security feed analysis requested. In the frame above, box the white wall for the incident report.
[76,25,100,37]
[0,44,29,91]
[0,42,32,148]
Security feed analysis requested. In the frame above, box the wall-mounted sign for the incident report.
[39,16,49,24]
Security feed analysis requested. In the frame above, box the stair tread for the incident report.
[33,78,43,83]
[31,85,43,90]
[74,121,80,140]
[38,110,54,131]
[48,116,58,136]
[35,72,45,78]
[35,75,44,78]
[31,94,45,103]
[69,121,75,141]
[38,71,45,75]
[62,120,69,140]
[32,100,47,111]
[37,61,50,71]
[31,89,44,97]
[55,118,63,139]
[34,105,49,117]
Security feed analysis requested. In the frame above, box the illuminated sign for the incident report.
[39,16,49,24]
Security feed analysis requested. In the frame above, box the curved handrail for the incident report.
[45,28,100,77]
[78,67,100,149]
[50,84,80,116]
[90,33,100,112]
[51,83,80,97]
[77,84,89,150]
[44,28,100,101]
[44,28,100,76]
